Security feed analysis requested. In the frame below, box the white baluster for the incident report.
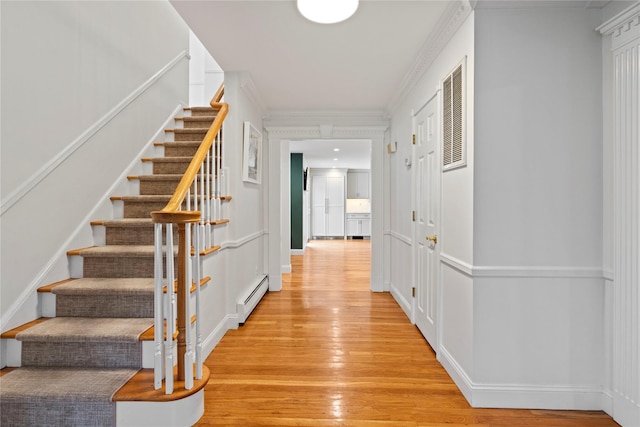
[153,223,165,390]
[193,223,203,379]
[164,224,175,395]
[199,163,206,253]
[184,222,194,390]
[206,148,212,248]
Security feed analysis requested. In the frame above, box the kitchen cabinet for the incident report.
[311,174,345,237]
[346,213,371,237]
[347,171,369,199]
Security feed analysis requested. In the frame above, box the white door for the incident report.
[311,175,327,237]
[414,96,440,349]
[326,176,345,236]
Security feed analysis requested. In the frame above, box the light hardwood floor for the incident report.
[197,239,618,426]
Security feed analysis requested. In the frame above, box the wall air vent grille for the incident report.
[442,60,465,170]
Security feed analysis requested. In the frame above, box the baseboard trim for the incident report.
[202,314,234,361]
[389,282,413,322]
[438,345,611,411]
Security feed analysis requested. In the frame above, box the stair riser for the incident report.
[183,118,214,128]
[21,341,141,368]
[140,180,180,196]
[164,144,199,157]
[139,179,215,196]
[153,162,191,174]
[106,226,177,245]
[190,109,216,117]
[173,130,208,142]
[83,256,174,278]
[56,295,153,318]
[123,201,185,218]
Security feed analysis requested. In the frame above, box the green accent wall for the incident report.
[290,153,304,250]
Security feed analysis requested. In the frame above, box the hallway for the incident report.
[196,240,618,426]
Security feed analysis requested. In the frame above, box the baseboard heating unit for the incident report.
[237,275,269,325]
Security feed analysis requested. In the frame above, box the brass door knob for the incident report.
[426,235,438,244]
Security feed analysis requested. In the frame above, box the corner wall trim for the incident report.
[0,50,189,215]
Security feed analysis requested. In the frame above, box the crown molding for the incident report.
[263,110,390,128]
[264,125,387,141]
[472,0,602,9]
[597,1,640,36]
[386,0,472,114]
[239,72,267,113]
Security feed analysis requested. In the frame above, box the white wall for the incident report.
[388,11,476,377]
[388,3,613,412]
[0,1,190,330]
[471,6,605,409]
[219,72,268,322]
[189,31,224,107]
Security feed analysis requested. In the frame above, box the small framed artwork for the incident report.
[242,121,262,184]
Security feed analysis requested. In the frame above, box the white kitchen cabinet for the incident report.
[311,174,345,237]
[346,213,371,237]
[347,171,369,199]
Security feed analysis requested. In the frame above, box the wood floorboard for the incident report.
[197,240,619,426]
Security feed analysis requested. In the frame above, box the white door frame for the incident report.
[411,90,441,349]
[265,125,388,292]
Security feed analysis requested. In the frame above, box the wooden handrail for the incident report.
[151,85,227,224]
[151,84,228,392]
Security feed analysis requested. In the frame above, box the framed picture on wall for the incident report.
[242,121,262,184]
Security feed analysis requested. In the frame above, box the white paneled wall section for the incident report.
[599,4,640,426]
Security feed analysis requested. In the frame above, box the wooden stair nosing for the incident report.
[139,315,198,342]
[112,365,210,402]
[1,318,50,339]
[37,278,77,293]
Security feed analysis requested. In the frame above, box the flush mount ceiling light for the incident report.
[297,0,359,24]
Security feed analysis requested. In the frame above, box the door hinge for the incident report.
[412,287,416,297]
[412,134,416,145]
[412,210,416,222]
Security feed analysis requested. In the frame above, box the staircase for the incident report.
[0,107,220,426]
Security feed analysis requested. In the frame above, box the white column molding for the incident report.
[264,124,389,292]
[599,3,640,426]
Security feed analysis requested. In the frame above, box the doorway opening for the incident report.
[288,139,372,275]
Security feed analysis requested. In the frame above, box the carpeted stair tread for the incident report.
[16,317,153,343]
[78,245,175,258]
[52,278,154,296]
[120,195,178,201]
[0,367,138,426]
[53,278,155,318]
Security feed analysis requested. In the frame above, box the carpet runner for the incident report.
[0,107,216,426]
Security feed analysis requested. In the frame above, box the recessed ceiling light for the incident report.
[333,158,338,161]
[333,148,340,152]
[297,0,359,24]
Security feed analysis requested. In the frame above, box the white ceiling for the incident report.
[171,0,452,112]
[171,0,454,168]
[171,1,614,168]
[290,139,372,169]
